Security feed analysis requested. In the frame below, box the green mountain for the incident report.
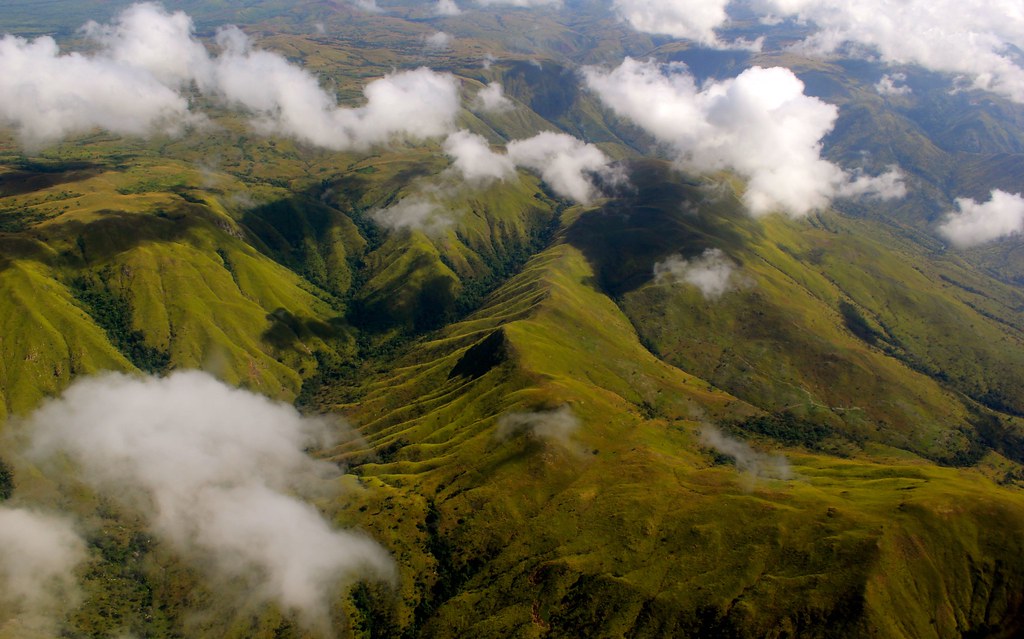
[1,2,1024,638]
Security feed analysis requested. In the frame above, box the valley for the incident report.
[0,1,1023,637]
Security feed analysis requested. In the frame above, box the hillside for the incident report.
[0,1,1023,637]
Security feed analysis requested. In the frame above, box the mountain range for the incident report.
[1,1,1024,637]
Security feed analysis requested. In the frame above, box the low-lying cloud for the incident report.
[436,0,462,16]
[835,167,907,200]
[84,2,213,89]
[0,3,459,150]
[701,425,791,480]
[507,132,618,203]
[379,128,616,234]
[605,0,1024,104]
[425,31,454,50]
[351,0,384,14]
[0,33,195,150]
[875,73,911,97]
[938,190,1024,248]
[25,371,392,631]
[0,507,85,634]
[443,130,617,203]
[584,59,904,216]
[654,248,747,299]
[756,0,1024,103]
[212,32,458,150]
[612,0,730,44]
[507,133,618,204]
[474,82,514,113]
[475,0,561,6]
[443,130,516,184]
[495,406,580,446]
[372,195,454,235]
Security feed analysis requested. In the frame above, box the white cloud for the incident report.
[584,59,904,216]
[701,425,791,480]
[475,0,561,6]
[372,196,454,235]
[0,508,85,633]
[436,0,463,16]
[612,0,731,44]
[875,72,911,96]
[82,2,213,89]
[495,406,580,445]
[507,132,614,203]
[474,82,514,112]
[835,166,907,200]
[443,130,516,184]
[654,248,746,299]
[0,3,460,151]
[757,0,1024,103]
[351,0,384,13]
[210,28,460,150]
[443,130,614,203]
[0,33,194,150]
[938,190,1024,248]
[25,371,392,630]
[425,31,453,50]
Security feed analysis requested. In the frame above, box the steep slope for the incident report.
[0,256,130,415]
[0,132,568,418]
[0,6,1023,638]
[563,161,1024,464]
[318,215,1024,639]
[0,158,357,414]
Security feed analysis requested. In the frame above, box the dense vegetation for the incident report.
[0,1,1022,637]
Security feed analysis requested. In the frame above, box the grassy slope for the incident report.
[0,11,1021,638]
[0,258,130,415]
[327,225,1024,639]
[2,102,1023,639]
[554,161,1024,465]
[0,158,357,415]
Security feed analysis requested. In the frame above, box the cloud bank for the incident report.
[0,33,195,150]
[604,0,1024,103]
[938,190,1024,248]
[25,371,392,630]
[585,59,904,216]
[83,2,214,88]
[757,0,1024,103]
[0,3,459,150]
[0,507,85,634]
[654,248,746,299]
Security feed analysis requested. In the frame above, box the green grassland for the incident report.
[0,6,1023,638]
[326,224,1024,639]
